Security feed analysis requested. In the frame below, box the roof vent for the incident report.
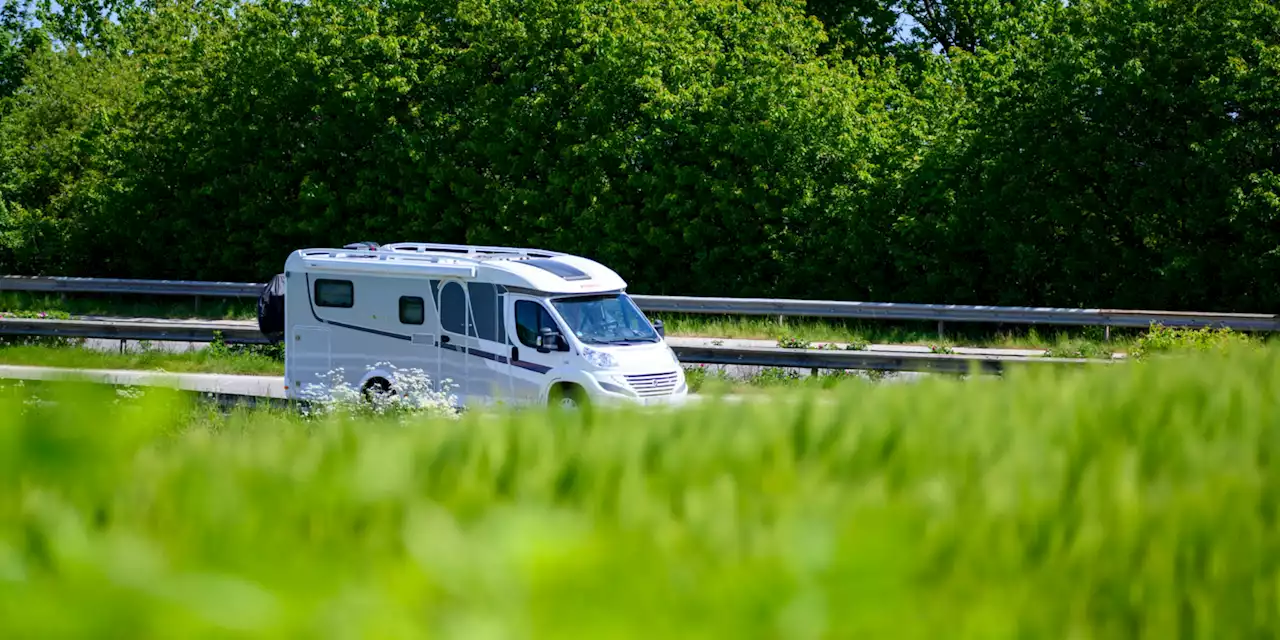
[344,241,380,251]
[522,258,590,281]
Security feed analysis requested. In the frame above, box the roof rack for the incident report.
[295,242,590,282]
[297,247,480,278]
[380,242,567,261]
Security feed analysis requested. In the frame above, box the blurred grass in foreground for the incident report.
[1,346,1279,638]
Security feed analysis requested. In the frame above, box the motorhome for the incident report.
[260,241,689,410]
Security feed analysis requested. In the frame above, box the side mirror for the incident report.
[537,327,562,353]
[653,319,665,338]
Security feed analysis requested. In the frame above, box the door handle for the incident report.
[511,346,519,362]
[440,335,451,344]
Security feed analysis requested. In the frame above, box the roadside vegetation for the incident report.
[2,346,1278,637]
[0,322,1268,397]
[659,313,1141,355]
[0,335,285,376]
[0,340,874,392]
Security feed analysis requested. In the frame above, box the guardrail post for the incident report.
[937,320,945,339]
[1104,326,1111,342]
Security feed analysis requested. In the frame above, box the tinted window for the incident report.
[467,282,498,341]
[515,300,558,348]
[440,282,467,334]
[315,279,353,308]
[399,296,424,325]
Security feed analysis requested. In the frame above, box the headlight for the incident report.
[581,346,618,369]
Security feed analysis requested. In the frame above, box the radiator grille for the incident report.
[623,371,680,397]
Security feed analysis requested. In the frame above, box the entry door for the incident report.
[462,282,512,405]
[437,280,470,401]
[508,296,569,406]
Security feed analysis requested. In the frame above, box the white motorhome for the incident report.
[271,241,689,410]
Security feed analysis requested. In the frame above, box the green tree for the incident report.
[0,1,40,101]
[0,37,144,273]
[804,0,902,58]
[892,0,1280,309]
[0,0,1275,314]
[106,0,907,299]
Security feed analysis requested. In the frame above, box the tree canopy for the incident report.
[0,0,1276,311]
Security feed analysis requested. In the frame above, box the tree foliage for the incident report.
[0,0,1276,311]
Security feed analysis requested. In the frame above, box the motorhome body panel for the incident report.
[281,244,687,408]
[283,269,445,397]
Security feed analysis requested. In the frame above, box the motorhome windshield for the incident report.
[550,293,660,345]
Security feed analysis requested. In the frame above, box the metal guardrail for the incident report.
[0,317,272,344]
[0,275,262,297]
[0,318,1105,374]
[630,296,1280,331]
[670,344,1105,375]
[3,275,1276,332]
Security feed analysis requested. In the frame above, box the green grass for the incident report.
[1,346,1278,637]
[655,312,1143,353]
[683,363,884,393]
[0,342,285,376]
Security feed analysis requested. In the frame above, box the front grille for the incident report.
[624,371,680,397]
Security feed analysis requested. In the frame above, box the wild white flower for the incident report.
[22,396,51,408]
[116,386,144,400]
[299,363,460,422]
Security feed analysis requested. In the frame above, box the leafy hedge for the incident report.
[0,0,1277,311]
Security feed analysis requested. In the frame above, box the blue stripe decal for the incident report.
[471,349,508,365]
[328,320,412,341]
[299,285,550,375]
[441,341,543,372]
[512,360,552,374]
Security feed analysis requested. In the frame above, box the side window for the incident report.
[467,282,498,341]
[515,300,556,348]
[439,282,467,334]
[315,279,353,308]
[399,296,424,325]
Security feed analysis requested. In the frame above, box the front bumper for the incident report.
[585,373,689,406]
